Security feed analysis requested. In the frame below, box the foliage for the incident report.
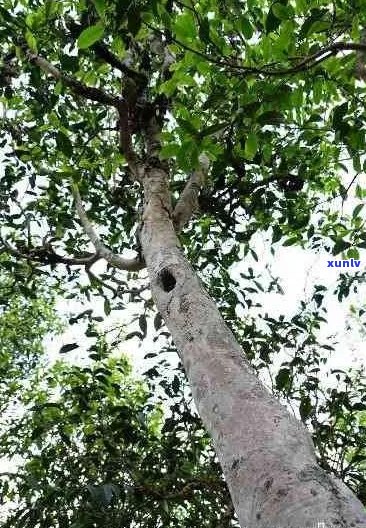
[0,0,366,523]
[0,254,61,412]
[0,338,234,528]
[0,319,365,526]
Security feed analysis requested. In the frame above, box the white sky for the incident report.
[47,230,366,375]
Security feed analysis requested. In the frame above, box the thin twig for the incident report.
[144,24,366,77]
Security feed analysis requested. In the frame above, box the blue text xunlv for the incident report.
[327,259,361,268]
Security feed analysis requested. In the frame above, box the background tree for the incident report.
[0,253,61,411]
[0,338,234,528]
[0,293,366,528]
[1,0,366,526]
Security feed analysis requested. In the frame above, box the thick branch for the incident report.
[93,42,147,83]
[116,99,144,182]
[26,50,142,180]
[64,18,147,83]
[282,41,366,74]
[355,29,366,80]
[172,154,210,231]
[72,185,145,272]
[140,168,366,528]
[143,112,163,160]
[26,51,120,107]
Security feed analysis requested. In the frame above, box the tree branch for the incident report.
[63,17,147,83]
[0,233,100,267]
[144,25,366,77]
[280,41,366,74]
[25,49,142,181]
[143,111,163,160]
[26,50,121,107]
[355,28,366,80]
[72,184,145,271]
[92,42,148,83]
[116,99,144,182]
[87,267,149,299]
[172,154,210,231]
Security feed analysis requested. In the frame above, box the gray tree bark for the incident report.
[140,166,366,528]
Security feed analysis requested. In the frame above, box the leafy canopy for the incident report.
[1,0,366,522]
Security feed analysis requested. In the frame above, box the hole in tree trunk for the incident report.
[158,268,176,292]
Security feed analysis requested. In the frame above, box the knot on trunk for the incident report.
[158,268,176,292]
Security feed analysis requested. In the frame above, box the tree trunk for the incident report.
[140,167,366,528]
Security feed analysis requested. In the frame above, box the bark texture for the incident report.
[140,167,366,528]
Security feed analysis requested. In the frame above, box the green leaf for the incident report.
[299,9,328,38]
[56,132,73,157]
[265,7,281,33]
[257,111,283,125]
[272,225,282,243]
[276,368,291,391]
[199,122,227,138]
[299,395,312,420]
[240,17,253,39]
[283,236,299,246]
[177,118,198,136]
[332,103,348,131]
[54,80,63,95]
[92,0,106,17]
[308,20,330,34]
[125,331,144,340]
[244,132,258,160]
[154,313,163,331]
[272,3,294,20]
[25,30,38,52]
[59,343,79,354]
[0,5,19,25]
[45,0,58,20]
[139,314,147,337]
[198,17,210,42]
[159,143,180,159]
[352,204,363,219]
[128,9,142,36]
[172,375,180,394]
[77,23,105,49]
[175,12,196,40]
[347,247,360,259]
[104,298,111,315]
[333,239,351,255]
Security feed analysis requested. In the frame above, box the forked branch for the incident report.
[0,232,99,267]
[72,184,145,272]
[144,24,366,77]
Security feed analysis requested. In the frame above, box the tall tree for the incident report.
[1,0,366,526]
